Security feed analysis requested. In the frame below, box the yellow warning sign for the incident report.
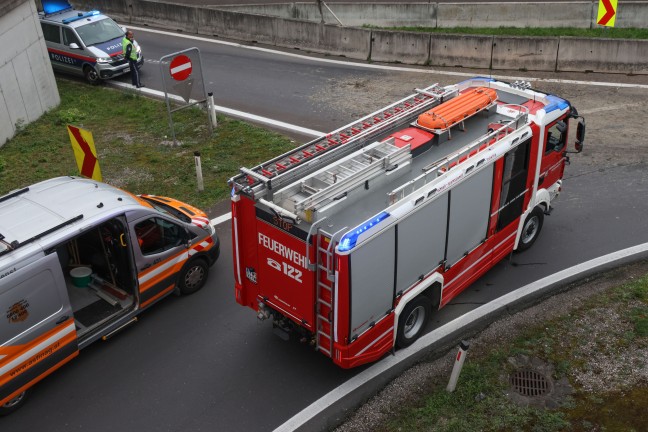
[67,125,102,181]
[597,0,618,27]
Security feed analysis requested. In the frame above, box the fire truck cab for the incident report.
[230,77,585,368]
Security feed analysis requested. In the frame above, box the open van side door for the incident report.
[128,215,190,308]
[0,252,79,407]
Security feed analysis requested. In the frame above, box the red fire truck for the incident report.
[229,77,585,368]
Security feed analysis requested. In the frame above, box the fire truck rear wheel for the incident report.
[178,259,208,295]
[0,390,30,416]
[517,206,544,252]
[396,296,432,349]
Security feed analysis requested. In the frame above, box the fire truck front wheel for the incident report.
[177,259,209,295]
[396,296,432,348]
[0,390,30,416]
[517,206,545,252]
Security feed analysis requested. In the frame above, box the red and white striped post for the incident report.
[446,340,470,392]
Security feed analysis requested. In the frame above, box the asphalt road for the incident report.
[3,25,648,432]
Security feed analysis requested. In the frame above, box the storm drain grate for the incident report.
[509,369,550,397]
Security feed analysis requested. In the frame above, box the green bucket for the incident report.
[70,267,92,287]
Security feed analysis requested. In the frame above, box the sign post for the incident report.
[67,125,102,181]
[159,48,212,145]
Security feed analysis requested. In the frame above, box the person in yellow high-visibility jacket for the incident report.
[122,30,143,88]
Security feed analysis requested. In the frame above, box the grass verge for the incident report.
[364,26,648,39]
[379,273,648,432]
[0,78,297,210]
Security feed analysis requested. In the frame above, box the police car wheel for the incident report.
[516,206,545,252]
[178,259,208,295]
[0,390,30,416]
[84,66,100,85]
[396,296,432,349]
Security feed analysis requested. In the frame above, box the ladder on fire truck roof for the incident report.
[235,84,457,195]
[274,137,411,221]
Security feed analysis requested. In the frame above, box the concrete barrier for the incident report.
[215,3,437,27]
[71,0,130,22]
[67,1,648,75]
[370,30,430,65]
[438,2,592,28]
[199,9,276,45]
[131,1,199,34]
[558,37,648,74]
[492,36,559,72]
[275,20,371,60]
[429,34,493,69]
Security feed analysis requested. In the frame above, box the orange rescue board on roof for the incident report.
[417,87,498,130]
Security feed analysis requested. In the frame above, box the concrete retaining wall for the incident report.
[558,37,648,74]
[0,0,59,147]
[429,34,493,69]
[273,20,370,59]
[437,2,592,28]
[492,36,560,72]
[215,2,648,29]
[215,3,437,27]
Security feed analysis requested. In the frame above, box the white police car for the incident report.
[39,0,143,84]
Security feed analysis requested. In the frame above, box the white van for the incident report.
[0,177,220,415]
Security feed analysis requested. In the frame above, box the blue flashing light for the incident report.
[544,95,569,114]
[338,212,390,252]
[42,0,72,15]
[62,10,101,24]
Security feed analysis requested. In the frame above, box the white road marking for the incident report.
[128,25,648,90]
[210,212,232,226]
[109,81,325,137]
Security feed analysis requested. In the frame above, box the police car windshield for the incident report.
[75,17,123,46]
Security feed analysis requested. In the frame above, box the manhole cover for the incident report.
[509,369,551,397]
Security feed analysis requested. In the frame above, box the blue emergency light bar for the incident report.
[338,211,390,252]
[42,0,72,15]
[62,10,101,24]
[544,95,570,114]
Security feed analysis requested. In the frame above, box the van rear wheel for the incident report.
[84,65,100,85]
[0,390,29,416]
[177,259,208,295]
[396,296,432,348]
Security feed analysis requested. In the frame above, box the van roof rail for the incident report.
[0,187,29,204]
[0,214,83,257]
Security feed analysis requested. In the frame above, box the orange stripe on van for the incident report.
[0,319,75,364]
[0,321,76,387]
[0,349,78,407]
[140,284,175,309]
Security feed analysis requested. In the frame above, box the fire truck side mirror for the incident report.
[574,120,585,153]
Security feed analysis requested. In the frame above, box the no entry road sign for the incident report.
[170,54,192,81]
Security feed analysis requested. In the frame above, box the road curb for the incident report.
[275,242,648,432]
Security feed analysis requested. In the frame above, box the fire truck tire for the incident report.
[0,390,30,416]
[177,259,208,295]
[396,296,432,348]
[517,206,544,252]
[84,65,100,85]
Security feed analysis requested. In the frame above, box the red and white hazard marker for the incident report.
[170,54,192,81]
